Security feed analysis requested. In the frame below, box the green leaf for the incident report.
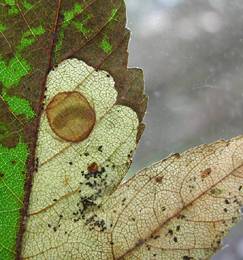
[0,139,28,259]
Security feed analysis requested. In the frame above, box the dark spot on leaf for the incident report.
[177,214,186,219]
[174,237,178,242]
[183,256,194,260]
[155,176,163,183]
[98,145,103,152]
[136,239,144,246]
[1,133,19,149]
[87,162,98,173]
[0,173,4,178]
[201,167,211,178]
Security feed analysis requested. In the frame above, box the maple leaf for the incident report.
[0,1,242,260]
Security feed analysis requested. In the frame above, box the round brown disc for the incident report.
[46,91,96,142]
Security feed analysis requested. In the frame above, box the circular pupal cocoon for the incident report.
[46,91,95,142]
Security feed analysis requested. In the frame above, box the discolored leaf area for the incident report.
[21,57,142,259]
[104,136,243,260]
[0,1,147,259]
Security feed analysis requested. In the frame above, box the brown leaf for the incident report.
[103,136,243,260]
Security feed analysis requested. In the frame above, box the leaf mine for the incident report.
[46,91,96,142]
[21,58,140,259]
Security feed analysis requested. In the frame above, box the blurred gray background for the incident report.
[125,0,243,259]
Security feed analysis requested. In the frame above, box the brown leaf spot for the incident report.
[87,162,98,173]
[135,239,144,246]
[183,256,194,260]
[201,167,211,178]
[155,176,163,183]
[0,173,4,178]
[46,91,95,142]
[173,153,180,158]
[1,133,19,149]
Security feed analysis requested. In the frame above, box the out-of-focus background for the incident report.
[125,0,243,259]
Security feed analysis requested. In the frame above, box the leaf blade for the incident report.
[105,136,243,260]
[0,0,147,258]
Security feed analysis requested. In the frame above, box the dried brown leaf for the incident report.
[103,136,243,260]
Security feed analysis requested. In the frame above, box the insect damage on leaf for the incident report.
[0,0,149,259]
[200,167,211,178]
[101,136,243,260]
[21,58,140,258]
[1,0,240,259]
[46,91,96,142]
